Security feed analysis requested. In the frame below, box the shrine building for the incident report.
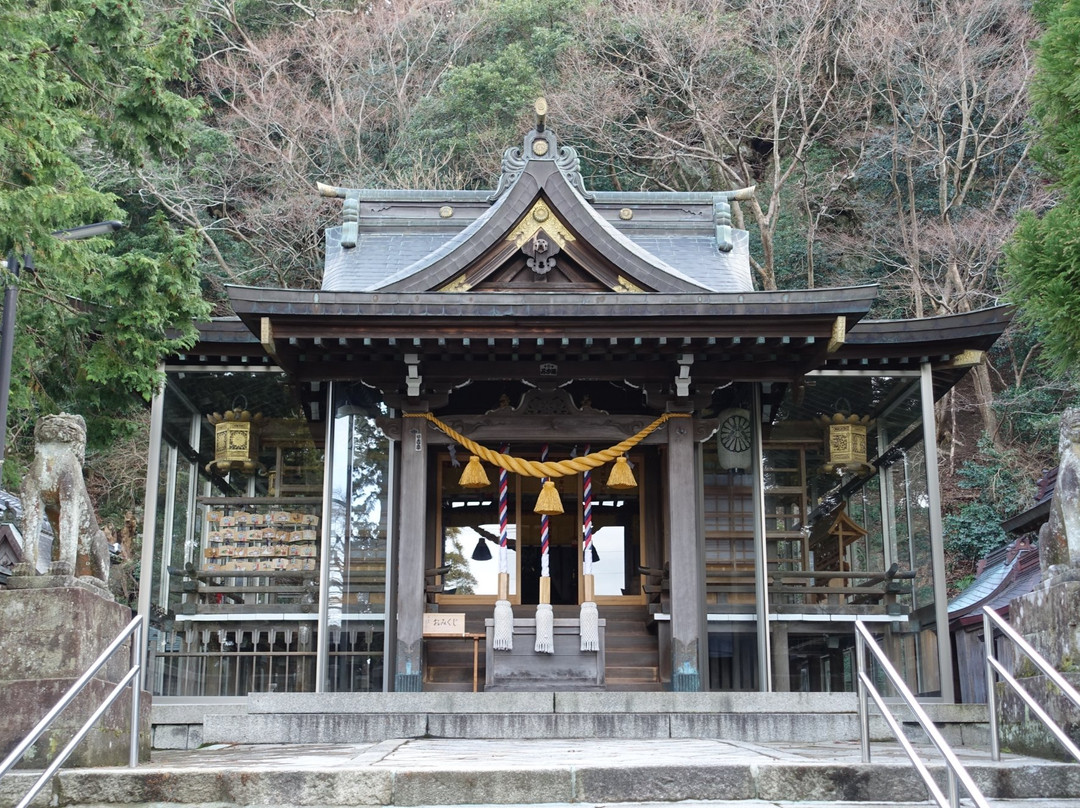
[139,105,1011,701]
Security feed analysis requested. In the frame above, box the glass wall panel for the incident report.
[147,370,326,697]
[325,393,391,692]
[760,373,938,693]
[707,629,758,690]
[703,452,755,611]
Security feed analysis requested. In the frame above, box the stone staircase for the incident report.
[5,733,1080,808]
[5,693,1080,807]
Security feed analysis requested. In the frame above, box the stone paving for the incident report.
[147,736,1060,770]
[6,738,1080,808]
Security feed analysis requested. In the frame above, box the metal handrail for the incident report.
[854,620,989,808]
[983,605,1080,762]
[0,613,144,808]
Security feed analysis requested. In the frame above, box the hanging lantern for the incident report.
[459,455,490,488]
[819,411,873,474]
[206,409,264,474]
[606,456,637,490]
[534,480,564,515]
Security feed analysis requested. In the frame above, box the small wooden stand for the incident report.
[423,612,485,692]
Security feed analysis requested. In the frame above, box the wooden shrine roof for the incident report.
[170,290,1012,411]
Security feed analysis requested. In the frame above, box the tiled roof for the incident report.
[948,541,1040,621]
[0,488,53,574]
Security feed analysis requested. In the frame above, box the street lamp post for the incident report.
[0,221,124,470]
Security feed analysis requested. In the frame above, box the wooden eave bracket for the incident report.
[942,349,985,368]
[827,316,846,354]
[404,353,422,398]
[260,317,281,364]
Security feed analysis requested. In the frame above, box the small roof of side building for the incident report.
[948,539,1041,628]
[0,489,52,577]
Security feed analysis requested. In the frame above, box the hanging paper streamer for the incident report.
[493,444,514,651]
[580,444,599,651]
[535,443,554,653]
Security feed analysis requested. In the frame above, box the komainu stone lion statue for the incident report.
[1039,408,1080,575]
[18,414,110,585]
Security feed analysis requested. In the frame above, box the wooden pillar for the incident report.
[394,414,427,691]
[667,414,705,691]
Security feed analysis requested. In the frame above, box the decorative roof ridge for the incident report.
[488,98,594,203]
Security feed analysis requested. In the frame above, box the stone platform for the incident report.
[2,737,1080,807]
[152,691,990,750]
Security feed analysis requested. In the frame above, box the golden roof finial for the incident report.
[535,97,547,132]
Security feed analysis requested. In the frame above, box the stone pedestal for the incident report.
[0,582,151,768]
[999,568,1080,760]
[484,618,605,691]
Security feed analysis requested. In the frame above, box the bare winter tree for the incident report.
[840,0,1040,445]
[135,0,477,290]
[554,0,870,290]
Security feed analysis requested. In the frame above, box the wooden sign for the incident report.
[423,612,466,637]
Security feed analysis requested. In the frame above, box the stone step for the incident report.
[3,738,1078,808]
[605,666,658,681]
[152,692,992,749]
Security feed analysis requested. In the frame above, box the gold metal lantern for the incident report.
[206,409,264,474]
[819,411,872,474]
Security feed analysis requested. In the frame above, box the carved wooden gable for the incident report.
[440,197,645,294]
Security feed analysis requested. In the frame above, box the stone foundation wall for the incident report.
[1000,572,1080,760]
[0,585,151,768]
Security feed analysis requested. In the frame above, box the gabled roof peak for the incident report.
[488,98,593,203]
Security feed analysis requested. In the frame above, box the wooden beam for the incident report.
[942,349,985,368]
[827,316,846,353]
[260,317,280,363]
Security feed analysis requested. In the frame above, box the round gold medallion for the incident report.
[532,139,549,156]
[439,205,454,218]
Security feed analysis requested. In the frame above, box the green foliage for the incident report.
[1006,205,1080,379]
[81,216,208,399]
[0,0,205,474]
[944,500,1010,563]
[413,42,543,166]
[944,439,1031,563]
[399,0,582,185]
[1004,0,1080,378]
